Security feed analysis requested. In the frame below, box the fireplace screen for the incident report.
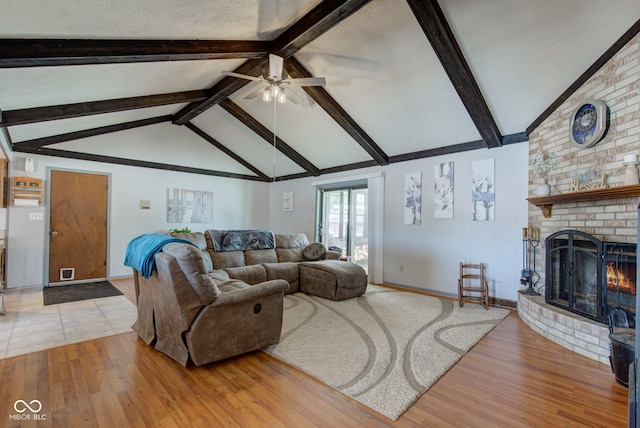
[546,230,601,320]
[546,230,636,327]
[603,242,637,326]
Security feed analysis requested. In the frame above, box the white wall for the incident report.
[6,154,269,288]
[5,142,528,303]
[269,143,529,301]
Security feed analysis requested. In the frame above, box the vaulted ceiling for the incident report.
[0,0,639,181]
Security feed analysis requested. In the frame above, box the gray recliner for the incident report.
[133,240,289,366]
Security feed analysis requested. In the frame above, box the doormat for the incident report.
[43,281,123,306]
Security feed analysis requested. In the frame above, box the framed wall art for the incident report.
[471,159,495,221]
[404,172,422,225]
[434,161,454,219]
[167,188,213,223]
[283,192,293,211]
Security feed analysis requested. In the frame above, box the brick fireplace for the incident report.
[526,32,639,301]
[520,33,639,362]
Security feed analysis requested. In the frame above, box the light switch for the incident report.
[28,212,44,220]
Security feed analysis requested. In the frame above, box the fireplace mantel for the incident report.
[527,184,640,217]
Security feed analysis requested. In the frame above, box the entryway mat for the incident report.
[43,281,123,306]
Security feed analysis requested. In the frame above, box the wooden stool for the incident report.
[458,262,489,309]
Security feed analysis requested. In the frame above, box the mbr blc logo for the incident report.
[9,399,46,421]
[14,400,42,413]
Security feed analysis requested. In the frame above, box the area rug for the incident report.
[43,281,123,306]
[263,285,509,420]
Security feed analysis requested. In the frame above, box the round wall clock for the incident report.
[569,99,608,148]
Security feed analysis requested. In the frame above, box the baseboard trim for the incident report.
[490,297,517,310]
[377,282,517,310]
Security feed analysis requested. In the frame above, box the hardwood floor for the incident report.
[110,277,137,305]
[0,280,629,427]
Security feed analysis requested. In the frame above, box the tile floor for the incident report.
[0,286,137,359]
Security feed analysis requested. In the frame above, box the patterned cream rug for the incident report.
[264,284,510,420]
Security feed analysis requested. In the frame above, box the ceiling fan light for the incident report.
[277,90,287,104]
[271,85,281,98]
[262,88,272,102]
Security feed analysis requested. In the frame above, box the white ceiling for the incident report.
[0,0,638,180]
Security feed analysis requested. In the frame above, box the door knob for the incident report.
[51,231,60,236]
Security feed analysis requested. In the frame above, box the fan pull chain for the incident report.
[272,97,277,182]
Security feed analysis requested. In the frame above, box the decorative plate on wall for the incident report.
[569,99,608,149]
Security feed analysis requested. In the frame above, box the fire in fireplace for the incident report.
[603,242,637,326]
[545,230,637,327]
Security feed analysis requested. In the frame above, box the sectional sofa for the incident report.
[130,230,367,366]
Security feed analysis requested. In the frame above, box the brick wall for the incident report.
[518,293,610,364]
[528,33,640,291]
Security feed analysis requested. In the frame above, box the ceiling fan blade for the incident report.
[222,71,264,82]
[285,87,305,105]
[244,85,268,100]
[268,54,284,80]
[285,77,327,87]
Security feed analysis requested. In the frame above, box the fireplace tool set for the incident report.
[519,227,541,295]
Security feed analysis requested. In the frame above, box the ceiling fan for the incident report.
[222,54,326,105]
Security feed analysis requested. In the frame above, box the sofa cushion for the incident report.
[208,249,245,269]
[300,260,367,288]
[208,269,230,282]
[169,232,213,272]
[299,260,367,301]
[223,264,267,285]
[324,251,342,260]
[276,247,305,263]
[169,232,213,271]
[169,232,207,250]
[161,243,220,305]
[263,262,300,293]
[245,249,278,265]
[303,242,326,261]
[275,232,309,249]
[217,279,252,293]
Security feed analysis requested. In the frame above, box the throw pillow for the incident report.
[303,242,326,261]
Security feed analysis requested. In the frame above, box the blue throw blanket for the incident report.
[124,233,196,279]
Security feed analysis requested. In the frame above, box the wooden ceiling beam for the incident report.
[502,132,528,145]
[173,0,373,124]
[0,109,13,146]
[389,140,488,164]
[12,145,266,181]
[272,0,373,57]
[184,122,270,180]
[285,57,389,166]
[0,39,269,68]
[406,0,502,149]
[1,90,208,126]
[390,133,529,163]
[275,160,385,182]
[219,99,320,176]
[12,115,171,150]
[172,57,267,125]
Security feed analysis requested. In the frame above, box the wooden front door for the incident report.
[48,170,108,284]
